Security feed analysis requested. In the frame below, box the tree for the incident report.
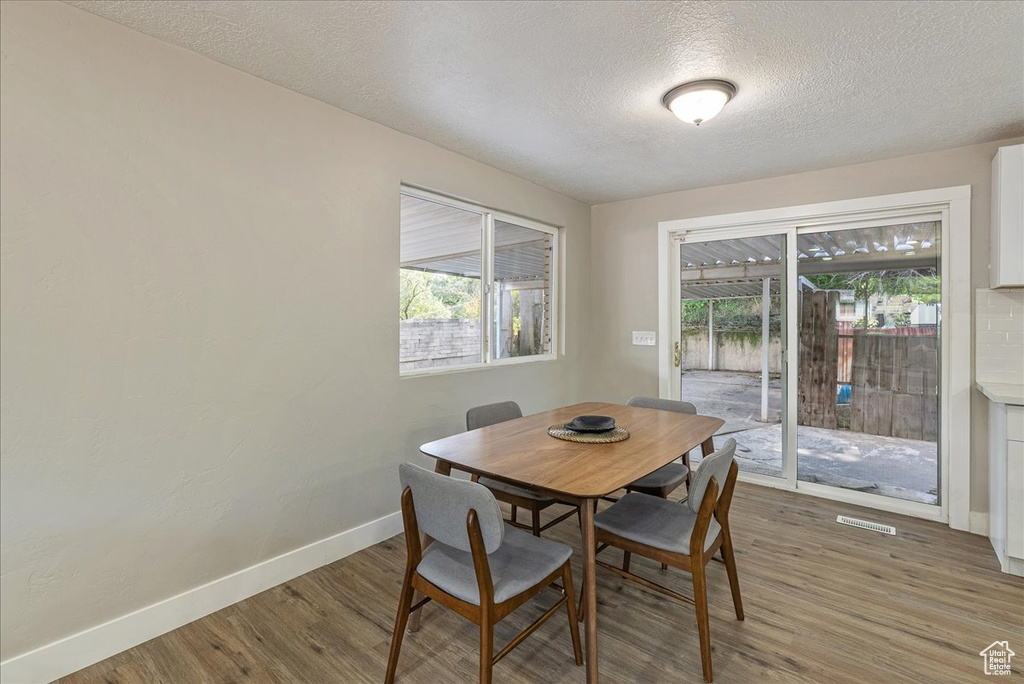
[399,269,480,320]
[681,296,782,332]
[804,269,939,328]
[400,270,444,320]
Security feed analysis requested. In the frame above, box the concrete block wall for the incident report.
[681,330,783,374]
[400,319,482,370]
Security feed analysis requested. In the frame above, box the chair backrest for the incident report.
[466,400,523,431]
[399,463,505,554]
[626,396,697,415]
[686,438,737,514]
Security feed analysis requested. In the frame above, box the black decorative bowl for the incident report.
[564,415,616,433]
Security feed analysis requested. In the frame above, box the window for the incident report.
[399,187,558,374]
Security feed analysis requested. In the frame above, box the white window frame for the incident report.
[656,186,972,531]
[400,185,560,377]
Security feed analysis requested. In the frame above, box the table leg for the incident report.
[701,437,715,457]
[580,497,599,683]
[408,459,452,633]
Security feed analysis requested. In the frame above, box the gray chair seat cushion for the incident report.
[628,462,689,491]
[478,476,555,504]
[417,524,572,605]
[595,492,721,555]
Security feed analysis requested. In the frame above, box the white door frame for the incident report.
[657,186,972,530]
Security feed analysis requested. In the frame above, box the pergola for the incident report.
[679,222,940,422]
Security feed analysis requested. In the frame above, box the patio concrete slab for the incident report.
[681,370,782,434]
[681,370,938,505]
[728,424,937,504]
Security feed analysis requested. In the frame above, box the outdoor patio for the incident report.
[682,370,938,504]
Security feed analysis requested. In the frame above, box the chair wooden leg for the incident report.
[622,551,631,573]
[576,574,586,621]
[407,532,432,633]
[561,564,583,665]
[479,619,494,684]
[385,572,415,684]
[692,563,714,683]
[532,508,541,537]
[721,529,744,620]
[511,505,518,524]
[659,491,669,571]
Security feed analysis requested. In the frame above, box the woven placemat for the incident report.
[547,424,630,443]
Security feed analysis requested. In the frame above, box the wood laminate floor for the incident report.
[58,483,1024,683]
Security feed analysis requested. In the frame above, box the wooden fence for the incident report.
[838,329,854,385]
[849,332,938,441]
[690,292,938,439]
[836,321,936,385]
[798,291,839,429]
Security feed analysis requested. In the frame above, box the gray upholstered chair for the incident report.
[466,401,579,535]
[466,401,523,432]
[584,438,744,683]
[385,463,582,684]
[624,396,700,498]
[626,395,708,497]
[625,396,714,571]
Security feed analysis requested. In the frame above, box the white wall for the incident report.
[590,137,1023,519]
[0,1,590,662]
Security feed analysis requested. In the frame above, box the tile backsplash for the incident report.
[977,288,1024,386]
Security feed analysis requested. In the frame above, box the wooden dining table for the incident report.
[416,401,724,683]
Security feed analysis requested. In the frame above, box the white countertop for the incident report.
[977,381,1024,405]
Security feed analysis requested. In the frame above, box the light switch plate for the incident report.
[632,331,656,346]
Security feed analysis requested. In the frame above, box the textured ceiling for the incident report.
[65,0,1024,203]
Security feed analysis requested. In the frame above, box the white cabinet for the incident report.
[990,144,1024,289]
[990,401,1024,576]
[1007,440,1024,562]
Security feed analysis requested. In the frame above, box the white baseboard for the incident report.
[0,511,402,684]
[969,511,990,536]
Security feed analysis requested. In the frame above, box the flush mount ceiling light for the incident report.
[662,79,737,125]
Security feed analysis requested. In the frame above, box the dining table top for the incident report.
[419,401,724,499]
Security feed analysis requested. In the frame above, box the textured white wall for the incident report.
[0,1,591,660]
[62,0,1024,203]
[589,137,1024,518]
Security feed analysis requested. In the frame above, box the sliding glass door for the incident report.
[795,218,941,506]
[671,213,944,514]
[676,231,790,481]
